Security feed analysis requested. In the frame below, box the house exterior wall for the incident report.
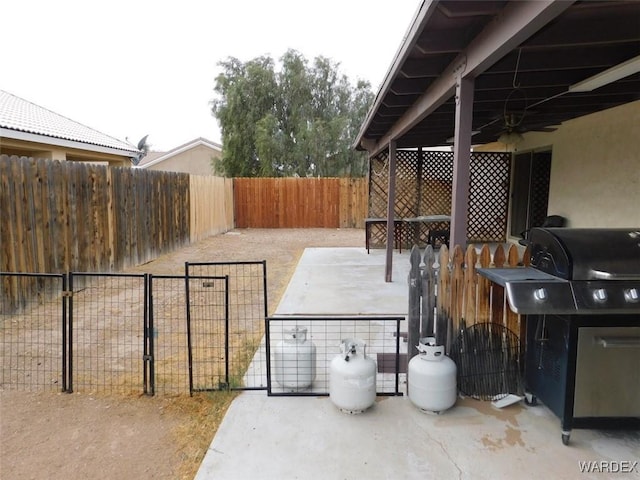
[145,144,219,175]
[512,100,640,231]
[0,137,131,166]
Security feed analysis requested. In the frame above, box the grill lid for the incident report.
[477,228,640,315]
[529,228,640,281]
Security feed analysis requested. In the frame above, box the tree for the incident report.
[211,50,374,177]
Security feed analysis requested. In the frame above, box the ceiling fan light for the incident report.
[498,131,523,145]
[569,55,640,93]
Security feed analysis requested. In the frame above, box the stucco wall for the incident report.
[146,144,219,175]
[0,137,131,166]
[515,100,640,228]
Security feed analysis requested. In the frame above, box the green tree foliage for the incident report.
[211,49,374,177]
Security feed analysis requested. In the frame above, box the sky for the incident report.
[3,0,420,152]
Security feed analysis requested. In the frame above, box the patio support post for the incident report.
[385,140,397,282]
[450,76,474,249]
[416,146,423,216]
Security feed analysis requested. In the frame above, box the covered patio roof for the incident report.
[355,0,640,280]
[355,0,640,155]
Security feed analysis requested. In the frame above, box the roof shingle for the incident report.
[0,90,139,153]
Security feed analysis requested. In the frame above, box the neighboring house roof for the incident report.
[0,89,140,156]
[137,137,221,169]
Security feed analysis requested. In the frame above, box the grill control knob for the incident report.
[592,288,608,303]
[624,288,639,302]
[533,288,548,302]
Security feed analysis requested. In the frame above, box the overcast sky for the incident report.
[3,0,419,151]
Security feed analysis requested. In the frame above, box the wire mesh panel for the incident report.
[186,276,229,393]
[0,273,66,392]
[265,316,404,396]
[69,273,146,394]
[149,275,229,395]
[186,262,268,390]
[147,275,188,395]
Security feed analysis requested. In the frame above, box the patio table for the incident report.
[365,215,451,253]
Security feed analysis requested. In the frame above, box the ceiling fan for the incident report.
[473,84,557,146]
[480,50,557,144]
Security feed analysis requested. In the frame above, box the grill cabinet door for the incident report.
[574,326,640,417]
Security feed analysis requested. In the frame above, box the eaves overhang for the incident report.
[1,127,140,158]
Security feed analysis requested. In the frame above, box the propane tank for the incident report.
[274,327,316,390]
[329,338,376,414]
[408,337,457,414]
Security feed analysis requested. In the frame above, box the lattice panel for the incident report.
[529,154,551,228]
[421,151,453,216]
[368,153,389,218]
[369,222,391,250]
[394,150,420,218]
[467,152,511,242]
[367,149,510,249]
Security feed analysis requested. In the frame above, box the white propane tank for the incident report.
[329,338,376,414]
[274,327,316,390]
[408,337,457,414]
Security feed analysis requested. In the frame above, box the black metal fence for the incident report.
[265,316,405,396]
[150,274,229,395]
[186,261,268,391]
[1,264,267,395]
[0,273,67,392]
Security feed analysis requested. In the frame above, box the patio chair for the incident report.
[428,229,450,248]
[518,215,566,246]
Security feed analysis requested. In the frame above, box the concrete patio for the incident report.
[195,247,640,480]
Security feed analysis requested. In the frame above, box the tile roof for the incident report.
[0,90,139,154]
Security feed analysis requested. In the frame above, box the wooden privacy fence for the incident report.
[0,155,233,275]
[407,242,530,361]
[190,175,234,242]
[234,177,367,228]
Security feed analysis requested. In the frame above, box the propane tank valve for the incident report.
[344,343,357,361]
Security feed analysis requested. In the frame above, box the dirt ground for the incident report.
[0,228,363,480]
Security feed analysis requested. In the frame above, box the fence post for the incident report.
[407,246,422,367]
[463,245,478,327]
[436,246,450,349]
[145,273,154,396]
[67,272,74,393]
[61,273,69,393]
[449,246,465,353]
[421,245,436,338]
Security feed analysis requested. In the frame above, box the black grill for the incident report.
[477,228,640,445]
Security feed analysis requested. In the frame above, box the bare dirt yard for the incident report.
[1,228,363,480]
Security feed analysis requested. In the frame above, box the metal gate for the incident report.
[148,274,229,395]
[0,272,67,392]
[2,264,268,395]
[186,262,268,391]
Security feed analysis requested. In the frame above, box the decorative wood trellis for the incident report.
[368,150,511,249]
